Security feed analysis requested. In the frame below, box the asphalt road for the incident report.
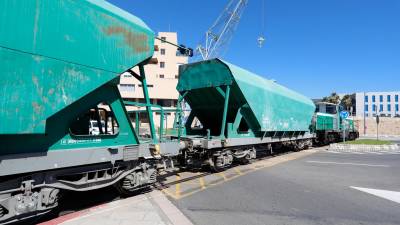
[173,150,400,225]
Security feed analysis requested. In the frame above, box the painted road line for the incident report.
[306,161,390,167]
[234,167,243,175]
[162,150,319,200]
[199,176,206,189]
[175,174,181,198]
[162,188,177,199]
[351,186,400,204]
[218,172,228,181]
[368,152,383,155]
[326,151,342,154]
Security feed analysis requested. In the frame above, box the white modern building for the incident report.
[355,91,400,118]
[118,32,189,130]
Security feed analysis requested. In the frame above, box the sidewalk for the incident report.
[359,135,400,140]
[38,190,193,225]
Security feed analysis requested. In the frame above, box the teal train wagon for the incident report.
[175,59,316,171]
[0,0,179,223]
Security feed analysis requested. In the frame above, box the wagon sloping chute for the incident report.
[177,58,315,135]
[0,0,154,134]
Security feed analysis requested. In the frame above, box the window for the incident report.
[388,104,391,112]
[157,99,173,107]
[364,95,368,102]
[156,112,171,116]
[379,95,383,102]
[159,74,164,78]
[161,37,166,43]
[138,84,153,88]
[119,84,135,92]
[396,104,399,112]
[160,49,165,55]
[160,62,165,68]
[387,95,391,102]
[379,104,383,112]
[396,95,399,102]
[69,103,119,136]
[372,105,376,112]
[372,95,376,102]
[364,105,368,112]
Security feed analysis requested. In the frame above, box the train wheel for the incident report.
[115,166,156,196]
[0,205,5,220]
[209,150,233,172]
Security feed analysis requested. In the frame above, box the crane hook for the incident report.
[257,36,265,48]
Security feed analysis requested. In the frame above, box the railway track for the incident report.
[19,146,323,225]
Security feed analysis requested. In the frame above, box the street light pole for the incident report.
[376,106,379,141]
[363,92,366,135]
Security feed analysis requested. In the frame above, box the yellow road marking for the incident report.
[218,172,228,181]
[162,150,319,200]
[175,175,181,198]
[234,167,243,175]
[162,188,178,200]
[198,173,206,189]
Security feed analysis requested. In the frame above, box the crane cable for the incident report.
[257,0,266,48]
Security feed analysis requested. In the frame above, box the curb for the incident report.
[329,143,399,151]
[38,190,193,225]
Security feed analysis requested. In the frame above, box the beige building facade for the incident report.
[118,32,188,132]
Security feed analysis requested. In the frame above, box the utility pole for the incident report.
[342,119,346,143]
[376,106,379,140]
[363,92,366,135]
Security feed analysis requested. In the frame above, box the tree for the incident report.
[322,92,340,104]
[340,94,353,111]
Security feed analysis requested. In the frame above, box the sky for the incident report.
[108,0,400,98]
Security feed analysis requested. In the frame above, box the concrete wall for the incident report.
[354,117,400,136]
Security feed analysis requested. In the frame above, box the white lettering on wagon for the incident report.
[60,138,102,145]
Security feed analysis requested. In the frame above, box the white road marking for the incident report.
[326,151,342,154]
[368,152,383,155]
[306,160,390,167]
[351,186,400,204]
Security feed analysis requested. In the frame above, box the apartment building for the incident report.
[355,91,400,118]
[118,32,189,131]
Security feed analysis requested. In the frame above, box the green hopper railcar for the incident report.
[175,59,316,171]
[0,0,179,223]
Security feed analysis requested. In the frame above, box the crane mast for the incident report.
[196,0,248,60]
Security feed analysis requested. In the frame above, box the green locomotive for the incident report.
[313,102,358,144]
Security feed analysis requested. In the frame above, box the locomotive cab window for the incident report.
[69,103,119,136]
